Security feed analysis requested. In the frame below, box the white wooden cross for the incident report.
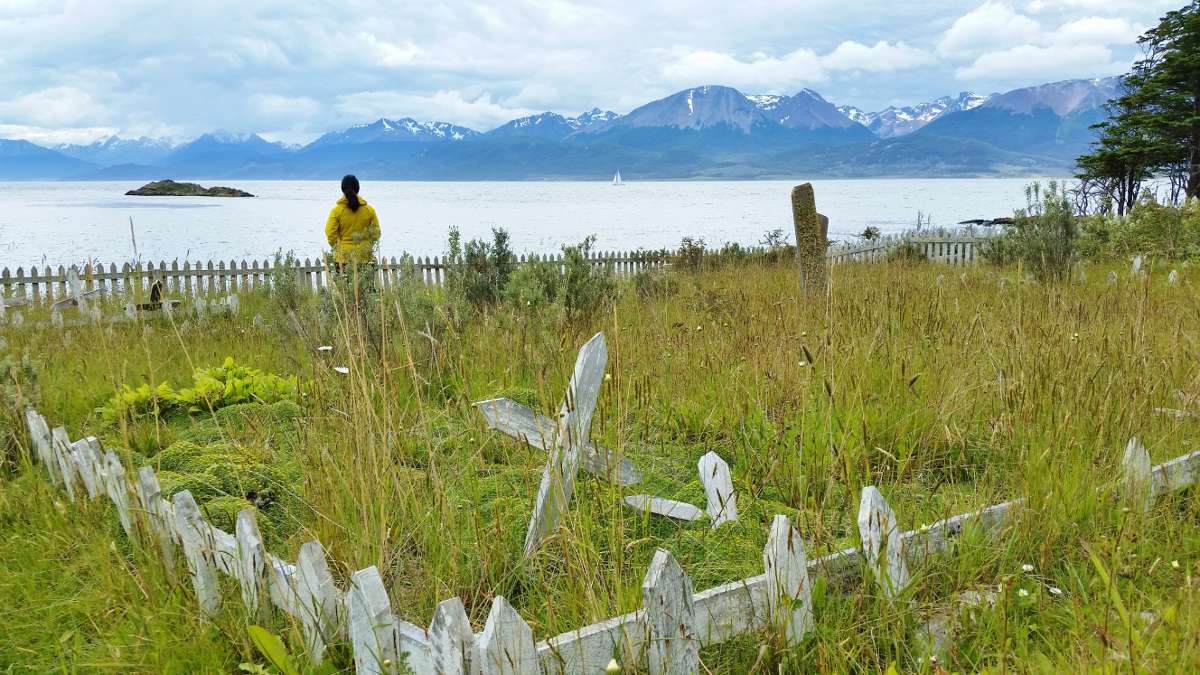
[295,541,338,664]
[488,332,610,556]
[858,486,910,597]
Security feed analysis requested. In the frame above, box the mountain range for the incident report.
[2,76,1121,180]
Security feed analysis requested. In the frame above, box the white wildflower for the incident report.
[1022,563,1034,573]
[318,345,333,352]
[1018,588,1030,598]
[334,366,350,374]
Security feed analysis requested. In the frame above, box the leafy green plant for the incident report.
[98,358,298,422]
[558,235,617,321]
[270,249,303,314]
[446,226,517,308]
[984,181,1078,280]
[675,236,707,271]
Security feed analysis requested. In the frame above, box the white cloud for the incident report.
[938,2,1042,57]
[0,0,1174,143]
[956,43,1117,80]
[1054,17,1142,45]
[821,41,934,72]
[0,86,108,127]
[660,48,827,93]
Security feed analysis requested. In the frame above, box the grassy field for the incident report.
[2,256,1200,673]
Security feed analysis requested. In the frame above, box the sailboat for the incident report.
[611,171,623,186]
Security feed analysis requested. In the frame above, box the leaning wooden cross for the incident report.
[477,332,612,556]
[51,267,103,314]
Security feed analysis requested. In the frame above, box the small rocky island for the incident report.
[126,179,255,197]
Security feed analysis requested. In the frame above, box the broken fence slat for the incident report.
[477,595,539,675]
[858,486,910,597]
[698,451,737,527]
[623,495,706,522]
[643,548,700,675]
[25,410,61,486]
[172,490,221,615]
[763,515,812,645]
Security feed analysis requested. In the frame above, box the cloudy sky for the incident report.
[0,0,1182,145]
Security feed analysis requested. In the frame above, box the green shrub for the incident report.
[1077,197,1200,261]
[675,237,706,271]
[446,227,517,308]
[984,181,1078,280]
[886,241,928,264]
[270,249,303,314]
[632,266,678,300]
[503,258,561,310]
[559,236,617,321]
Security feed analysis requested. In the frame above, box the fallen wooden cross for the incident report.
[475,397,641,486]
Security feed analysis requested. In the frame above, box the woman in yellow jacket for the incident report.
[325,174,380,271]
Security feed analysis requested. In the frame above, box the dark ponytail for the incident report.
[341,174,361,212]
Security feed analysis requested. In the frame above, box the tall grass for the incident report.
[2,257,1200,672]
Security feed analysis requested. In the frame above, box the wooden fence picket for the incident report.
[477,596,538,675]
[698,451,737,527]
[1122,437,1153,512]
[295,541,339,663]
[101,450,133,537]
[234,508,269,616]
[429,597,475,675]
[172,490,221,615]
[642,548,699,675]
[858,486,910,597]
[763,515,812,645]
[50,427,78,502]
[348,566,401,674]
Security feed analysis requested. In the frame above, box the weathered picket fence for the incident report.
[23,395,1200,675]
[0,251,669,305]
[827,235,992,266]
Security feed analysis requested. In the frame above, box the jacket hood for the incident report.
[336,195,368,206]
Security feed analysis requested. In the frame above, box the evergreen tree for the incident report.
[1079,1,1200,206]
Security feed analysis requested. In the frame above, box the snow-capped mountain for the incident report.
[54,135,176,166]
[309,118,481,147]
[751,89,862,130]
[838,92,990,138]
[487,108,622,139]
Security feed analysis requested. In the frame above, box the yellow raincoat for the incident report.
[325,196,380,264]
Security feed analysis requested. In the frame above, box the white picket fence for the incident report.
[23,403,1200,674]
[827,235,993,266]
[0,251,670,306]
